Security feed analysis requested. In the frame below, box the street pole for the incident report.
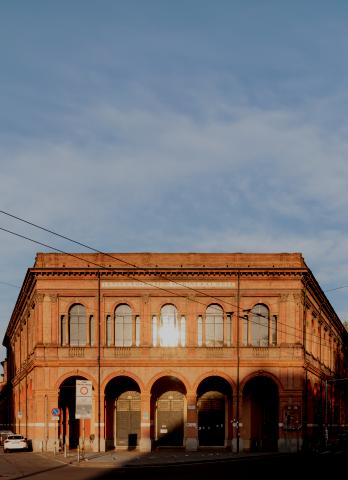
[236,269,240,454]
[97,271,101,452]
[324,380,328,447]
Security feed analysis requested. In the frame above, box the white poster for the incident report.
[76,380,92,419]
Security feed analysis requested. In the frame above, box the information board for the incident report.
[76,380,92,419]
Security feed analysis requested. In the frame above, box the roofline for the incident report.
[3,269,35,347]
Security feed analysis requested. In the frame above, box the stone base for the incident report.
[185,438,198,451]
[139,437,152,452]
[231,438,244,453]
[278,438,302,453]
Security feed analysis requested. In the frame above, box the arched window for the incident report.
[205,304,223,347]
[251,304,270,347]
[159,304,179,347]
[69,304,87,346]
[115,304,132,347]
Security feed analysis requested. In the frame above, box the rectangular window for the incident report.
[152,316,158,347]
[271,315,277,346]
[70,317,86,346]
[242,315,248,346]
[197,316,203,346]
[61,315,67,346]
[106,315,112,346]
[123,316,132,347]
[70,317,79,346]
[135,316,140,347]
[205,316,215,347]
[226,314,232,347]
[215,318,223,347]
[115,317,121,346]
[257,315,269,346]
[90,315,95,346]
[180,316,186,347]
[206,316,223,347]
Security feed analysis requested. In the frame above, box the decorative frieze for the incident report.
[101,281,236,289]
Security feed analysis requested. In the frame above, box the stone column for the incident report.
[140,393,152,452]
[185,392,198,451]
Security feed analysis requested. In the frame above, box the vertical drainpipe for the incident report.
[97,270,101,452]
[19,327,21,434]
[236,269,240,454]
[302,275,308,451]
[44,393,48,450]
[25,316,28,440]
[318,304,323,433]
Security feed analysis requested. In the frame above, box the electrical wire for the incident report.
[0,209,305,312]
[0,220,341,351]
[0,215,344,351]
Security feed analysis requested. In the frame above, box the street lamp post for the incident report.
[324,377,348,448]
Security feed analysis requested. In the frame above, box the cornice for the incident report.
[32,268,305,280]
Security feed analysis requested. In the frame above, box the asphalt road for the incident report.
[0,451,346,480]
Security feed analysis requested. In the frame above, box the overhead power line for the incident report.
[0,211,344,350]
[0,281,20,289]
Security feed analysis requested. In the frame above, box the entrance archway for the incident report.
[105,376,141,450]
[151,376,186,447]
[58,376,90,449]
[197,376,232,447]
[243,375,279,452]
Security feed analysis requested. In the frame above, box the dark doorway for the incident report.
[243,376,279,452]
[198,391,225,446]
[58,376,89,449]
[105,376,141,450]
[197,376,232,447]
[151,376,186,447]
[157,390,184,446]
[116,391,141,449]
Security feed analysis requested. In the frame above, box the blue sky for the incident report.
[1,1,348,360]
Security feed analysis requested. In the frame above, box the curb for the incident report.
[41,451,295,469]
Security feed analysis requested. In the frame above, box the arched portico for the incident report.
[58,375,91,450]
[104,376,141,450]
[242,375,279,452]
[151,376,187,447]
[197,376,233,447]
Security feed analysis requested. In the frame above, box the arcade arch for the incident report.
[151,376,187,447]
[197,376,232,447]
[104,376,141,450]
[242,375,279,452]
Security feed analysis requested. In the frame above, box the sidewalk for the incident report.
[40,448,288,469]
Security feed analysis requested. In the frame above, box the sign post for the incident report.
[76,380,92,456]
[51,408,60,454]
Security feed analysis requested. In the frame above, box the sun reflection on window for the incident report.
[159,304,179,347]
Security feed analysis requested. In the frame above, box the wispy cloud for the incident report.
[2,1,348,360]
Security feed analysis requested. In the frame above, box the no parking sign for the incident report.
[51,407,60,421]
[76,380,92,419]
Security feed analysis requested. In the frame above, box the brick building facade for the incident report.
[2,252,348,453]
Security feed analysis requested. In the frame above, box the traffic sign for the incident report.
[51,408,60,416]
[76,380,92,419]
